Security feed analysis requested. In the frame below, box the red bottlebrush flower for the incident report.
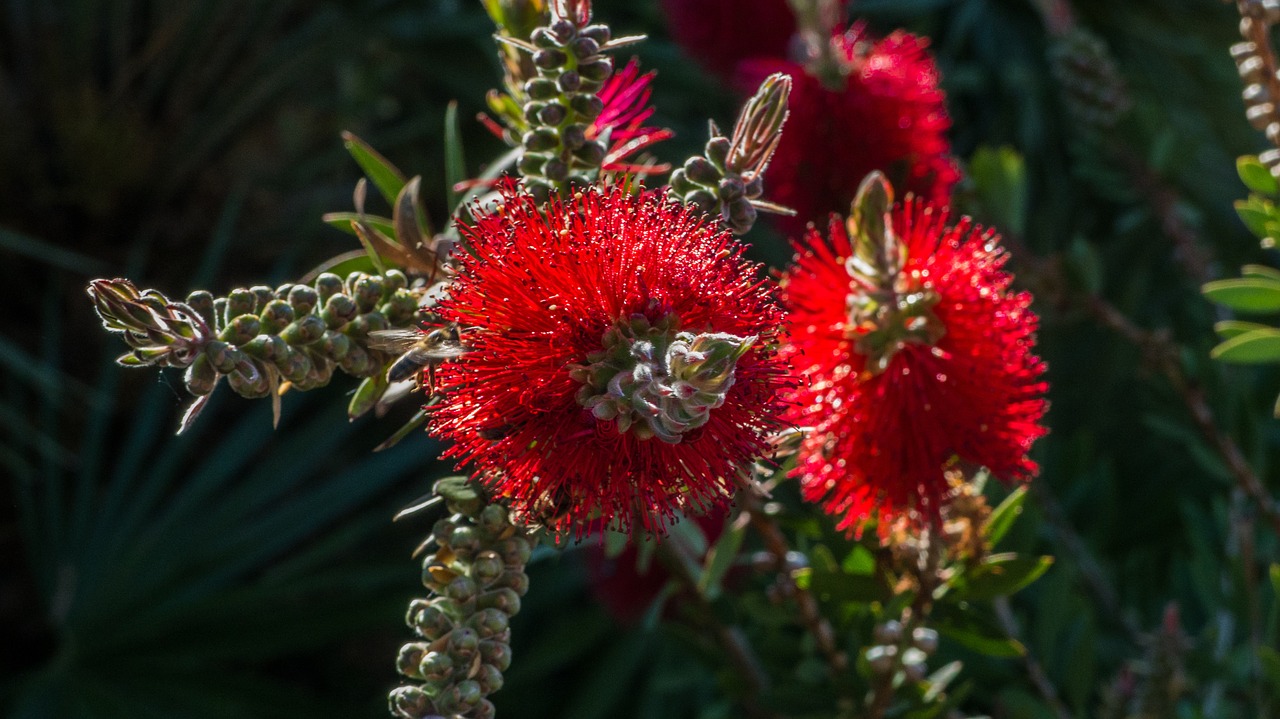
[590,59,674,175]
[431,184,788,536]
[738,24,961,239]
[781,173,1047,533]
[660,0,798,79]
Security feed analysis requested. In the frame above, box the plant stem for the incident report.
[652,535,778,719]
[995,597,1074,719]
[739,491,849,677]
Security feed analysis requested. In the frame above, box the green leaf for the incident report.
[841,544,876,575]
[951,554,1052,600]
[793,568,892,603]
[444,100,467,213]
[298,250,377,285]
[1210,328,1280,364]
[983,486,1027,547]
[347,374,388,421]
[935,618,1024,658]
[1235,199,1272,239]
[967,145,1027,236]
[341,131,406,206]
[372,408,430,452]
[351,220,388,276]
[1214,320,1273,340]
[1202,277,1280,313]
[1242,264,1280,282]
[1239,155,1279,196]
[698,516,746,600]
[321,212,396,239]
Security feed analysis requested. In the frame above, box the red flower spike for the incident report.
[431,184,789,538]
[660,0,799,79]
[590,59,674,175]
[739,24,962,239]
[781,175,1047,533]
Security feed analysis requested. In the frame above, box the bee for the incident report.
[367,323,471,389]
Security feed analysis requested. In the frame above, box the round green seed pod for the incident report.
[396,642,430,679]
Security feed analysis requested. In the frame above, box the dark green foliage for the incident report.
[6,1,1280,718]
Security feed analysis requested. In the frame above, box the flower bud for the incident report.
[704,136,731,170]
[495,569,530,595]
[258,299,294,334]
[497,536,532,566]
[184,355,217,396]
[417,650,455,684]
[479,639,513,671]
[477,588,522,615]
[396,642,430,679]
[224,288,256,322]
[321,293,357,328]
[473,698,497,719]
[549,18,576,43]
[578,58,612,82]
[447,627,480,661]
[873,620,903,645]
[543,157,570,182]
[537,101,568,126]
[569,93,604,120]
[446,576,479,602]
[220,314,261,345]
[186,290,217,328]
[580,24,610,44]
[561,124,587,150]
[572,140,605,166]
[865,644,897,675]
[533,48,568,69]
[387,685,434,719]
[569,36,599,58]
[911,627,939,654]
[473,663,504,694]
[353,275,384,313]
[522,128,561,152]
[467,608,510,638]
[471,550,505,586]
[518,152,548,176]
[313,273,343,302]
[557,71,582,92]
[407,600,454,639]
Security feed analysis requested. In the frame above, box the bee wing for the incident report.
[422,343,471,360]
[367,329,423,352]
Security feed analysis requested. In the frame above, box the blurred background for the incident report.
[1,1,1276,717]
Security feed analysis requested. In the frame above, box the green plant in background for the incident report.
[8,1,1280,719]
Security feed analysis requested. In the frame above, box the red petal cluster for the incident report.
[659,0,798,78]
[781,199,1048,532]
[590,59,674,174]
[739,25,961,238]
[431,184,789,536]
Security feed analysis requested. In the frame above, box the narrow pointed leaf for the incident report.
[373,408,430,452]
[341,131,406,205]
[1203,277,1280,313]
[1211,328,1280,364]
[444,100,467,213]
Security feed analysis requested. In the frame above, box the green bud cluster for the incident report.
[569,314,756,444]
[667,73,792,235]
[390,478,533,719]
[668,135,767,236]
[842,172,945,375]
[89,269,423,429]
[1048,28,1131,132]
[514,10,616,199]
[865,620,938,683]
